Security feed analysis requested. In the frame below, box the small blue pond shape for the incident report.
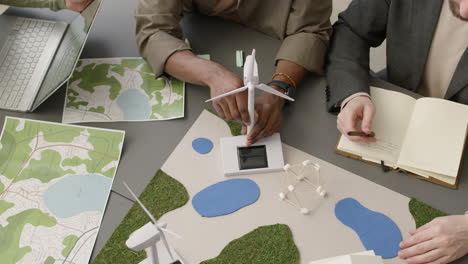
[192,138,213,154]
[44,174,112,218]
[192,179,260,217]
[335,198,402,259]
[116,88,151,120]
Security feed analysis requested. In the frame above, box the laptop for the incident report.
[0,0,102,112]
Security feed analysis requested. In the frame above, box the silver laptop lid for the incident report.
[32,0,103,110]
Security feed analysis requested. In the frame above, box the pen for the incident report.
[347,131,375,137]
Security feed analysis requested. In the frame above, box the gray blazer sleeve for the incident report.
[325,0,390,112]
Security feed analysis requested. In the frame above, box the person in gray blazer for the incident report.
[327,0,467,142]
[326,0,468,263]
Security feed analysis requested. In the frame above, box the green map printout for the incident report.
[63,58,185,123]
[0,117,125,264]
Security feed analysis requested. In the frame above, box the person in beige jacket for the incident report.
[136,0,332,145]
[0,0,92,12]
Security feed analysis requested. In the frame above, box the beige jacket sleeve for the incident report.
[135,0,191,77]
[0,0,65,11]
[275,0,332,74]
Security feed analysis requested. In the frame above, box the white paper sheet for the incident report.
[0,5,8,15]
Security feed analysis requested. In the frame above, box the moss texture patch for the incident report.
[200,224,300,264]
[207,109,242,136]
[92,169,189,264]
[409,198,448,228]
[225,120,242,136]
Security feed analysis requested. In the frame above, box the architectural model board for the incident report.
[157,110,415,264]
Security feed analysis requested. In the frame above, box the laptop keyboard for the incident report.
[0,18,55,109]
[34,31,80,107]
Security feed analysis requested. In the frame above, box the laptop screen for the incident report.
[32,0,102,110]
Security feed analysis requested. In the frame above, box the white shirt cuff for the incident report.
[341,92,371,110]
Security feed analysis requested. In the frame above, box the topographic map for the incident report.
[62,58,185,123]
[0,117,125,264]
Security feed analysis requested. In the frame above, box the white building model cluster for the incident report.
[279,160,327,215]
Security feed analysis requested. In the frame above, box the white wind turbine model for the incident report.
[206,49,294,134]
[206,49,294,176]
[123,182,184,264]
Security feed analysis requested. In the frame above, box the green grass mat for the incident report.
[409,198,448,228]
[200,224,300,264]
[92,169,189,264]
[207,109,242,136]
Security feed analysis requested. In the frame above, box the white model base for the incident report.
[220,133,285,176]
[138,244,184,264]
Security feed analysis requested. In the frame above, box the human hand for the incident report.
[337,96,376,142]
[399,215,468,264]
[208,68,250,125]
[245,88,285,145]
[65,0,93,12]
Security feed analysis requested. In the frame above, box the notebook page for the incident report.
[337,87,416,166]
[401,166,457,186]
[398,97,468,178]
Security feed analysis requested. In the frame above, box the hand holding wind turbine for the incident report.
[206,49,294,135]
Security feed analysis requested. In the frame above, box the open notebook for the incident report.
[309,250,383,264]
[336,87,468,188]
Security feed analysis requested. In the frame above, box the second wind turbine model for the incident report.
[123,181,184,264]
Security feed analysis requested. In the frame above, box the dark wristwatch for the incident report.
[267,80,296,102]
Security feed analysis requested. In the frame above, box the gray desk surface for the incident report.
[4,1,468,263]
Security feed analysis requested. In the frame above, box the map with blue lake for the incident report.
[62,58,185,123]
[0,117,125,264]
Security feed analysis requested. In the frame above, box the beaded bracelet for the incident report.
[272,72,297,90]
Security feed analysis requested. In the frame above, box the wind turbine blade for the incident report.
[256,84,295,102]
[205,86,248,102]
[251,49,259,83]
[159,230,175,261]
[124,182,178,261]
[253,59,259,80]
[161,227,183,239]
[244,54,255,84]
[123,181,158,225]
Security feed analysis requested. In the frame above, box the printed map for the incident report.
[63,58,185,123]
[0,117,125,264]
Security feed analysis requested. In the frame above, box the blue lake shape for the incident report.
[335,198,403,259]
[192,179,260,217]
[44,174,112,218]
[192,138,213,154]
[116,88,151,120]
